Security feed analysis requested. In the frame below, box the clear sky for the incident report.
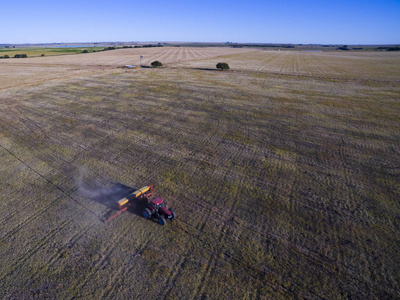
[2,0,399,44]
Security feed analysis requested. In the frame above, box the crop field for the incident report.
[0,47,399,299]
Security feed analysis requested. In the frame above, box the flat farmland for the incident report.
[0,47,252,90]
[0,48,399,299]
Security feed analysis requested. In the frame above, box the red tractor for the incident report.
[143,197,176,225]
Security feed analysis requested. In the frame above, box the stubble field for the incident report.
[0,47,399,299]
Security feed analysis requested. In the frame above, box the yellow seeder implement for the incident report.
[108,185,154,222]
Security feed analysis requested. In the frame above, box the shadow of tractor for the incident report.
[92,183,149,218]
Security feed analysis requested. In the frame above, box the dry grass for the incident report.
[0,48,399,299]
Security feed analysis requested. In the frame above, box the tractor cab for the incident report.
[143,197,176,225]
[148,197,165,212]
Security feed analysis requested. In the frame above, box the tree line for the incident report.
[0,54,28,59]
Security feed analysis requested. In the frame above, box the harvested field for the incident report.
[0,47,252,90]
[0,48,399,299]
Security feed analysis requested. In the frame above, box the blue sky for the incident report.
[2,0,399,44]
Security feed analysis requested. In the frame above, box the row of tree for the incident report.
[0,54,28,59]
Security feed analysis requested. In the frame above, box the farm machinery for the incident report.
[142,197,176,225]
[107,184,176,225]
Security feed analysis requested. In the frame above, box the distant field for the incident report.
[0,47,253,90]
[0,48,399,299]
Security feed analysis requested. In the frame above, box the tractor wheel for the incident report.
[158,215,166,225]
[170,208,176,221]
[143,208,152,219]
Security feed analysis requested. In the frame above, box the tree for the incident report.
[151,60,163,68]
[216,62,230,70]
[337,45,349,51]
[13,54,27,58]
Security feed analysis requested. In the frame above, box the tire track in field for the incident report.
[175,114,244,226]
[0,219,71,282]
[177,196,326,298]
[8,76,191,191]
[189,140,249,299]
[159,220,296,298]
[218,145,386,297]
[170,206,298,298]
[117,92,201,183]
[100,85,193,171]
[168,115,221,184]
[188,103,261,298]
[1,107,96,194]
[72,228,127,294]
[193,152,263,299]
[81,222,158,298]
[99,223,159,298]
[45,221,99,266]
[125,100,194,173]
[190,256,216,300]
[2,108,76,172]
[156,114,223,227]
[158,255,187,299]
[23,85,148,176]
[0,141,101,221]
[0,190,64,241]
[156,140,251,298]
[0,189,58,238]
[24,220,101,288]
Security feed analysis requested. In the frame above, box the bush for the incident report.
[13,54,28,58]
[41,54,45,56]
[4,55,9,58]
[216,62,230,70]
[82,50,89,53]
[337,45,349,51]
[151,60,163,68]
